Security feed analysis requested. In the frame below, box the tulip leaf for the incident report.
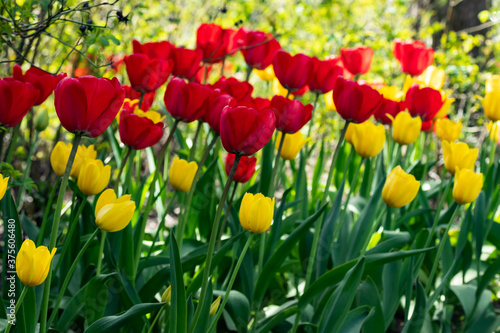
[356,278,385,333]
[213,290,250,333]
[311,139,325,202]
[473,191,485,268]
[84,273,113,326]
[258,141,274,194]
[170,233,187,333]
[401,280,426,333]
[192,282,212,333]
[266,187,292,260]
[338,306,375,333]
[254,301,298,333]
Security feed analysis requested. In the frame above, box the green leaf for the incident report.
[213,290,250,333]
[356,278,385,333]
[84,274,112,326]
[338,306,375,333]
[402,280,426,333]
[99,36,110,46]
[170,234,187,333]
[107,34,121,45]
[254,301,298,333]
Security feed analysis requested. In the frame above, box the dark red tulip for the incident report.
[374,98,404,125]
[54,76,125,137]
[404,85,444,122]
[212,77,253,102]
[220,103,276,156]
[10,64,66,105]
[309,57,344,94]
[240,30,281,70]
[196,23,241,63]
[203,89,235,133]
[270,95,313,133]
[132,39,174,61]
[120,98,139,113]
[122,85,156,111]
[273,50,314,92]
[0,79,39,127]
[119,109,164,150]
[332,77,382,123]
[171,47,203,81]
[393,39,434,76]
[421,119,432,132]
[251,97,271,110]
[124,54,173,93]
[340,46,374,76]
[225,153,256,183]
[325,55,355,80]
[163,76,211,123]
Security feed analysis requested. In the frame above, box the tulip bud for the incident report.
[77,159,111,196]
[453,168,483,205]
[210,296,221,316]
[161,285,171,304]
[442,141,478,175]
[50,142,97,178]
[169,157,198,192]
[435,118,462,142]
[382,166,420,208]
[34,108,49,131]
[0,174,9,201]
[239,193,275,233]
[16,239,56,286]
[276,131,311,160]
[388,112,421,145]
[346,121,386,158]
[95,189,136,232]
[483,90,500,122]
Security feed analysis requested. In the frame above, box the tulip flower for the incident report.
[196,23,241,63]
[0,79,39,127]
[255,65,275,81]
[388,112,422,145]
[272,50,314,92]
[275,131,311,160]
[77,159,111,195]
[308,57,344,94]
[240,30,281,70]
[171,47,203,81]
[95,189,136,232]
[442,141,478,174]
[124,53,173,93]
[270,95,313,133]
[239,193,275,233]
[54,76,125,137]
[119,109,164,150]
[16,239,56,286]
[163,77,211,123]
[419,66,445,90]
[483,90,500,122]
[346,121,386,158]
[225,154,256,183]
[435,118,462,142]
[203,89,235,133]
[404,84,444,122]
[212,77,253,102]
[169,157,198,192]
[325,55,354,80]
[210,296,221,317]
[486,121,500,142]
[220,103,276,156]
[332,77,383,123]
[132,39,174,61]
[122,85,156,111]
[0,174,9,200]
[161,285,171,304]
[453,168,483,205]
[50,142,97,178]
[340,46,374,76]
[382,166,420,208]
[393,39,434,76]
[433,95,455,120]
[378,85,403,101]
[10,64,66,105]
[374,97,404,125]
[252,97,272,109]
[486,75,500,94]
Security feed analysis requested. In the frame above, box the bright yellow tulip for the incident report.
[276,131,311,160]
[347,121,386,158]
[16,239,56,287]
[382,166,420,208]
[434,94,455,120]
[377,85,402,101]
[77,159,111,195]
[210,296,221,316]
[239,193,275,234]
[95,189,136,232]
[0,174,9,201]
[442,141,478,174]
[169,157,198,192]
[255,65,275,82]
[486,121,500,142]
[50,142,97,178]
[435,118,462,142]
[324,90,335,111]
[419,66,445,90]
[483,90,500,122]
[453,168,483,205]
[388,112,421,145]
[486,75,500,94]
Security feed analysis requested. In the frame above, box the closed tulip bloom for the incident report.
[212,77,253,102]
[55,76,125,137]
[122,85,156,111]
[419,66,445,90]
[309,57,344,94]
[0,79,39,128]
[393,39,434,76]
[210,296,221,317]
[11,64,66,105]
[433,95,455,119]
[119,109,164,150]
[239,193,275,233]
[340,46,374,75]
[276,131,311,160]
[404,84,444,122]
[486,75,500,94]
[0,174,9,200]
[347,121,386,158]
[453,168,483,205]
[382,166,420,208]
[442,141,478,174]
[204,89,235,133]
[77,159,111,195]
[16,239,56,287]
[332,77,383,123]
[164,77,211,123]
[171,47,203,81]
[169,157,198,192]
[270,95,313,133]
[196,23,240,63]
[483,90,500,122]
[388,112,422,145]
[95,189,136,232]
[132,39,174,61]
[435,118,462,142]
[124,54,173,93]
[255,65,275,81]
[240,30,281,70]
[273,50,314,91]
[50,142,97,178]
[225,154,256,183]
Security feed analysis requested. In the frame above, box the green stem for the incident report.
[188,120,203,161]
[37,178,60,246]
[138,92,145,109]
[245,65,253,82]
[115,147,132,191]
[17,130,39,211]
[147,306,167,333]
[307,92,320,139]
[4,123,20,163]
[4,286,29,333]
[268,132,286,196]
[96,231,107,275]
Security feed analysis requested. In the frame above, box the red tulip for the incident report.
[251,97,271,110]
[212,77,253,102]
[54,76,125,137]
[196,23,241,63]
[132,39,174,61]
[163,77,211,123]
[404,85,444,122]
[119,109,164,150]
[10,64,66,105]
[122,85,156,111]
[124,54,173,93]
[325,55,355,80]
[225,153,256,183]
[203,89,235,133]
[393,39,434,76]
[225,28,245,56]
[220,103,276,156]
[240,30,281,70]
[374,98,404,125]
[270,95,313,133]
[309,57,344,94]
[273,50,314,91]
[171,47,203,81]
[340,46,374,76]
[332,77,382,123]
[421,119,432,132]
[0,79,39,127]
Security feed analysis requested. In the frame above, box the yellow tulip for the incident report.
[0,174,9,200]
[434,94,455,120]
[169,157,198,192]
[210,296,221,316]
[382,166,420,208]
[161,285,171,304]
[50,142,97,178]
[483,90,500,122]
[272,78,295,99]
[239,193,275,233]
[134,109,165,124]
[254,65,275,82]
[377,85,402,101]
[435,118,462,142]
[347,121,386,158]
[16,239,56,287]
[276,131,311,160]
[95,189,136,232]
[419,66,445,90]
[388,112,421,145]
[486,121,500,142]
[442,141,478,174]
[486,75,500,94]
[453,168,483,205]
[324,90,336,111]
[77,159,111,195]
